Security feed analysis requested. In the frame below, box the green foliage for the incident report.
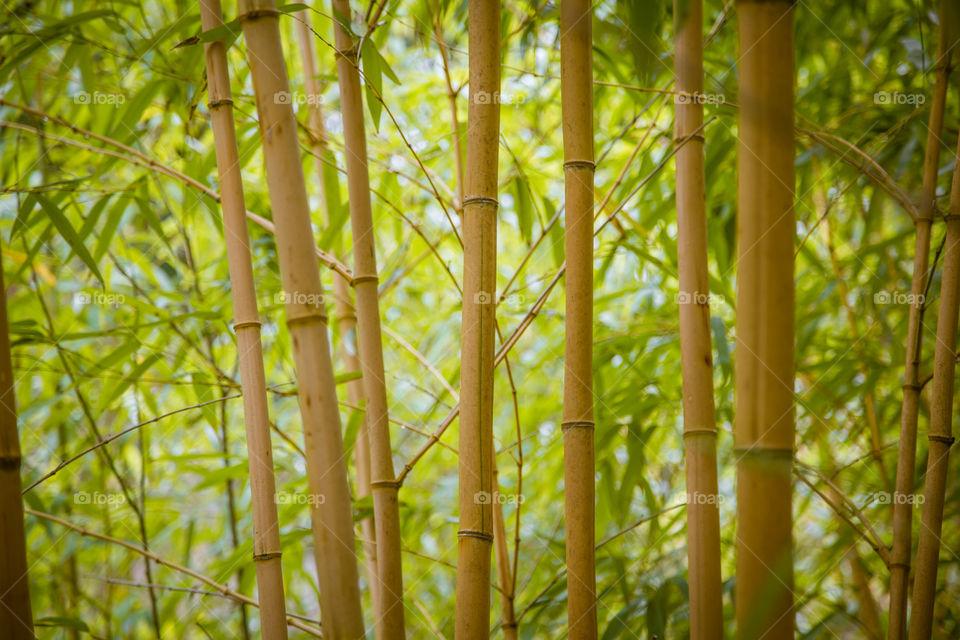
[0,0,958,638]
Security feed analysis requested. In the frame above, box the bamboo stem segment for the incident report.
[331,2,406,637]
[908,135,960,640]
[734,2,795,639]
[237,2,365,636]
[560,1,597,638]
[674,0,722,637]
[455,0,501,637]
[888,6,952,635]
[0,247,35,640]
[198,1,289,636]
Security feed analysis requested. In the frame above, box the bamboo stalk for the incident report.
[734,2,795,639]
[674,0,722,637]
[330,2,406,636]
[455,0,500,636]
[908,134,960,640]
[0,247,35,640]
[236,2,365,637]
[888,4,952,635]
[560,1,597,637]
[198,1,289,636]
[292,10,380,617]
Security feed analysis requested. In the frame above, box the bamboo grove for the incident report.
[1,0,960,638]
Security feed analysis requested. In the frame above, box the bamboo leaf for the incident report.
[34,193,104,285]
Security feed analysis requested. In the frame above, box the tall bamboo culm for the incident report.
[293,11,380,617]
[908,134,960,640]
[888,6,952,635]
[674,0,722,637]
[560,0,597,638]
[237,1,365,637]
[0,249,34,640]
[734,2,795,639]
[330,1,405,636]
[455,0,501,637]
[198,1,289,636]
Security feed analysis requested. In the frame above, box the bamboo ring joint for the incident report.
[463,196,499,209]
[928,435,955,446]
[561,420,595,433]
[563,160,596,172]
[253,551,282,562]
[733,446,794,458]
[370,479,400,491]
[334,46,360,61]
[352,274,379,286]
[674,134,706,144]
[902,382,924,391]
[285,311,327,327]
[683,428,717,438]
[233,320,262,331]
[458,529,494,542]
[942,213,960,222]
[237,8,280,22]
[208,98,234,109]
[0,455,21,470]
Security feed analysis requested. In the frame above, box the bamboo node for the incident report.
[561,420,595,433]
[284,310,328,327]
[889,561,910,569]
[352,274,379,286]
[0,455,21,470]
[902,382,923,391]
[563,160,596,172]
[463,196,499,209]
[942,212,960,222]
[682,428,717,438]
[334,45,360,61]
[253,551,282,562]
[733,446,793,458]
[458,529,494,543]
[232,320,262,331]
[370,479,400,491]
[207,98,234,110]
[928,435,955,446]
[673,134,705,144]
[237,8,280,22]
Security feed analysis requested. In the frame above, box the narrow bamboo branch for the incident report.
[293,9,381,619]
[908,133,960,640]
[674,0,722,636]
[199,1,290,636]
[734,2,795,639]
[237,1,365,636]
[25,510,322,637]
[0,247,35,640]
[455,0,500,636]
[560,1,597,638]
[331,2,406,636]
[888,6,952,634]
